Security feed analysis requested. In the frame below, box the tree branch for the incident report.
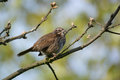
[0,21,11,37]
[108,23,120,29]
[64,22,77,35]
[47,63,58,80]
[0,0,7,2]
[105,4,120,29]
[56,4,120,59]
[0,2,57,45]
[3,60,46,80]
[2,4,120,80]
[106,30,120,35]
[61,25,90,54]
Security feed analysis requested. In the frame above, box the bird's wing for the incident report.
[46,36,66,54]
[32,33,55,51]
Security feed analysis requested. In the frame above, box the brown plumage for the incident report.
[17,27,66,58]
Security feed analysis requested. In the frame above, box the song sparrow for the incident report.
[17,27,66,58]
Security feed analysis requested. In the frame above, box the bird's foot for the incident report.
[53,53,57,58]
[45,53,57,62]
[49,53,57,60]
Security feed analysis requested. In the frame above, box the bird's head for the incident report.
[54,27,66,36]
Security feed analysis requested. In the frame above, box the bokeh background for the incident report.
[0,0,120,80]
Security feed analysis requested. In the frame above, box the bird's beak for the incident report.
[63,30,67,34]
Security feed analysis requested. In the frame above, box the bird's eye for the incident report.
[59,29,62,31]
[57,29,61,31]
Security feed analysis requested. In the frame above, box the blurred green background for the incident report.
[0,0,120,80]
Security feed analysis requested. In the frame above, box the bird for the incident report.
[17,27,66,58]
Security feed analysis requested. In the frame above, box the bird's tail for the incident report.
[17,47,33,57]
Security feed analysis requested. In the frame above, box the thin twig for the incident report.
[31,8,53,32]
[64,23,77,35]
[0,29,6,36]
[95,21,104,27]
[0,21,11,36]
[61,26,91,54]
[0,22,11,45]
[106,30,120,35]
[108,23,120,29]
[61,18,94,54]
[3,22,11,39]
[47,63,58,80]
